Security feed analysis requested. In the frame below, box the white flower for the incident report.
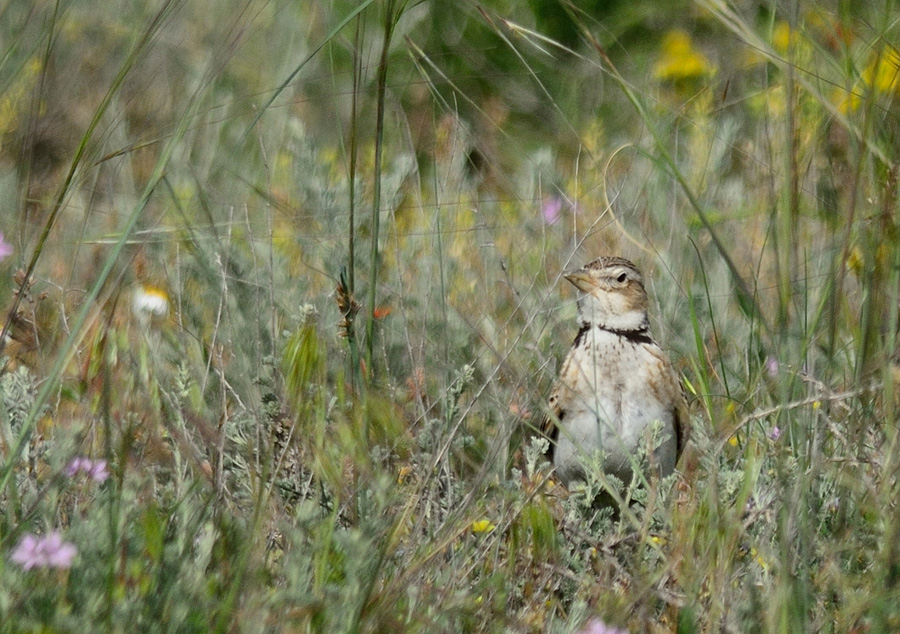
[132,286,169,324]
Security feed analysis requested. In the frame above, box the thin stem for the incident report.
[365,0,403,378]
[346,15,363,391]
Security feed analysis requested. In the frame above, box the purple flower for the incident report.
[765,356,779,378]
[577,619,630,634]
[0,232,12,261]
[542,196,564,225]
[10,532,77,570]
[64,457,87,477]
[768,426,782,441]
[65,457,109,483]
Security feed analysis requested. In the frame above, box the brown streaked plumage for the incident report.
[542,256,688,488]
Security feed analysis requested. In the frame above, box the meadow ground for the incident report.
[1,1,900,632]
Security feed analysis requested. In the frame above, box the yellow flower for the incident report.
[751,547,769,572]
[772,21,797,55]
[653,30,715,82]
[840,47,900,113]
[832,86,860,115]
[728,435,739,447]
[471,519,496,534]
[862,47,900,96]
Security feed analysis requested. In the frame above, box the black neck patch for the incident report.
[574,322,654,347]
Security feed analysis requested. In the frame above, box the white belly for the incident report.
[553,328,676,485]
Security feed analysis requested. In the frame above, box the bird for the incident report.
[542,256,687,491]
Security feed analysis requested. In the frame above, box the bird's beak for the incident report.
[564,269,594,292]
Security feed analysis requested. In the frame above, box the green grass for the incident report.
[1,0,900,632]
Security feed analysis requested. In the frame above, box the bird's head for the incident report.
[565,256,650,332]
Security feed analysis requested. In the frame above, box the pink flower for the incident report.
[542,196,564,225]
[65,457,109,483]
[0,232,12,261]
[10,532,77,570]
[765,356,779,378]
[577,619,629,634]
[768,426,782,441]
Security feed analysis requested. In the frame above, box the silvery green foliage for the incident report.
[559,419,682,536]
[0,364,43,502]
[221,408,257,505]
[417,417,441,452]
[0,364,43,469]
[525,436,550,479]
[0,364,36,438]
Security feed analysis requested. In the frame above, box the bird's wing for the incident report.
[661,357,690,461]
[645,343,691,461]
[541,333,584,461]
[540,382,563,460]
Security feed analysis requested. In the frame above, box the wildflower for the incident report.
[132,285,169,323]
[541,196,564,225]
[0,232,12,261]
[65,457,109,483]
[653,30,714,82]
[768,426,782,441]
[577,618,630,634]
[839,47,900,113]
[471,519,496,534]
[728,435,739,447]
[765,356,779,378]
[397,465,413,484]
[833,87,860,115]
[771,21,798,55]
[750,547,769,572]
[862,46,900,96]
[11,532,77,570]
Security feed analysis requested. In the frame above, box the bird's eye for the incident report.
[616,272,627,283]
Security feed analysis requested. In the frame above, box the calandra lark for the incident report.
[543,256,687,489]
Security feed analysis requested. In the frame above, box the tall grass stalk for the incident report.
[777,0,802,331]
[344,16,364,392]
[365,0,407,379]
